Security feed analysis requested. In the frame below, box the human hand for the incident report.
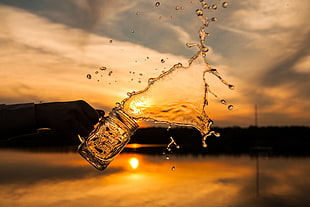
[35,100,102,140]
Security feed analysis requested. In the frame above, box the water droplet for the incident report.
[109,39,113,43]
[211,4,218,10]
[95,71,99,74]
[195,9,203,16]
[86,74,92,79]
[171,166,176,171]
[202,47,209,52]
[222,2,229,8]
[131,29,135,33]
[211,17,217,22]
[99,66,107,70]
[201,2,208,9]
[167,125,172,131]
[166,155,170,160]
[161,59,165,63]
[108,71,113,76]
[155,2,160,7]
[228,105,234,110]
[220,99,226,104]
[186,43,197,48]
[202,143,207,148]
[174,63,183,68]
[136,11,140,15]
[176,145,180,149]
[139,73,143,76]
[148,78,155,84]
[229,84,235,90]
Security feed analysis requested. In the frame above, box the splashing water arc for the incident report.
[118,1,234,147]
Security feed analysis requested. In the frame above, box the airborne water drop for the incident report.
[222,2,229,8]
[99,66,107,71]
[212,4,218,10]
[211,17,217,22]
[195,9,203,16]
[229,84,235,90]
[220,99,226,105]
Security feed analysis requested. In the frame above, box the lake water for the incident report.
[0,148,309,207]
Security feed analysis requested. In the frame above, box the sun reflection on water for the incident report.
[1,149,310,207]
[129,157,139,169]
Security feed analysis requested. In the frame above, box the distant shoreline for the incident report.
[1,126,309,156]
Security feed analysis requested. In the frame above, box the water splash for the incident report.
[167,136,180,152]
[117,1,234,147]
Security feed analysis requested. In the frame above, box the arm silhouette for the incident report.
[0,100,102,141]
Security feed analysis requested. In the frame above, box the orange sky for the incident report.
[0,0,309,127]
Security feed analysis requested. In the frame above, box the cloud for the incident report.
[293,55,310,73]
[0,4,192,110]
[210,0,310,126]
[0,0,309,126]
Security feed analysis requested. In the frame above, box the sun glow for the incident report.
[127,98,151,115]
[129,157,139,169]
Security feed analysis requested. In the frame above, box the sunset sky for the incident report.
[0,0,309,127]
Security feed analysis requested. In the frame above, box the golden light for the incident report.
[127,97,151,115]
[129,157,139,169]
[126,143,141,149]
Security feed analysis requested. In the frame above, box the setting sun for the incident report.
[129,157,139,169]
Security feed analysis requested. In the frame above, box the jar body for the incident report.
[78,108,138,170]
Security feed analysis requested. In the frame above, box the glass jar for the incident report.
[78,108,138,170]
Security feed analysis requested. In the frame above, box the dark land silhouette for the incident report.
[0,126,309,156]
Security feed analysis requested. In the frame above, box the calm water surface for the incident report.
[0,148,309,207]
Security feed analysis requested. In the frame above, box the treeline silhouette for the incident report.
[128,126,310,155]
[1,126,309,155]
